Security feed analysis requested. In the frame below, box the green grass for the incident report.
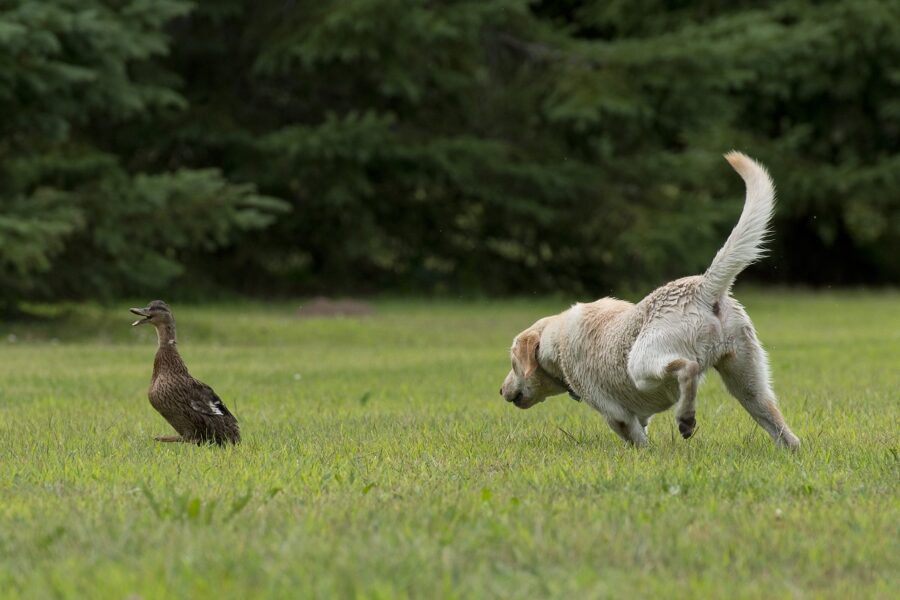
[1,291,898,599]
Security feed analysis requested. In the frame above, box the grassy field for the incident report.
[0,291,897,598]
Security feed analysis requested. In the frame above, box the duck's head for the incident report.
[130,300,173,327]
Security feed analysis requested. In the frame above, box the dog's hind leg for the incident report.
[715,333,800,450]
[669,359,701,439]
[629,348,701,439]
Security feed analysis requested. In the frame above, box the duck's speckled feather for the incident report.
[147,323,240,446]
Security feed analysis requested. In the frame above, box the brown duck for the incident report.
[130,300,240,445]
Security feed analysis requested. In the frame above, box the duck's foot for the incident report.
[153,435,184,443]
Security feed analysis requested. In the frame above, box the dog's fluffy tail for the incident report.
[700,151,775,305]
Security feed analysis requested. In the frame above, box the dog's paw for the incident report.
[677,415,696,439]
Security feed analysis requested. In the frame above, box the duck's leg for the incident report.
[153,435,184,443]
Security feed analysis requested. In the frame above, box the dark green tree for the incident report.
[0,0,286,308]
[152,0,725,296]
[160,0,898,294]
[2,0,897,308]
[562,0,900,285]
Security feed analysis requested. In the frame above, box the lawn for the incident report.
[0,291,897,598]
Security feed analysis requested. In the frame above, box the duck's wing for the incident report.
[189,381,234,418]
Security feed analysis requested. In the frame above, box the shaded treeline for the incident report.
[2,0,898,307]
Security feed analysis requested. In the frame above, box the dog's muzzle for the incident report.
[500,388,527,408]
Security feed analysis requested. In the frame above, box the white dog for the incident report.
[500,152,800,449]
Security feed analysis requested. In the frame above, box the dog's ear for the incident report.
[513,331,541,378]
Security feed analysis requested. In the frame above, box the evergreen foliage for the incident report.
[2,0,897,305]
[0,0,286,306]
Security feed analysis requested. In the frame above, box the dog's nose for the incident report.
[499,388,503,396]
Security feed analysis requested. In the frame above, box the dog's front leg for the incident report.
[604,415,649,447]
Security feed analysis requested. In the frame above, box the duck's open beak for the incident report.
[130,307,151,326]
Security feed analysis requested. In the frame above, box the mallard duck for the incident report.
[130,300,240,445]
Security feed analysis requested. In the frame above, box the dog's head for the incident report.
[500,319,567,409]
